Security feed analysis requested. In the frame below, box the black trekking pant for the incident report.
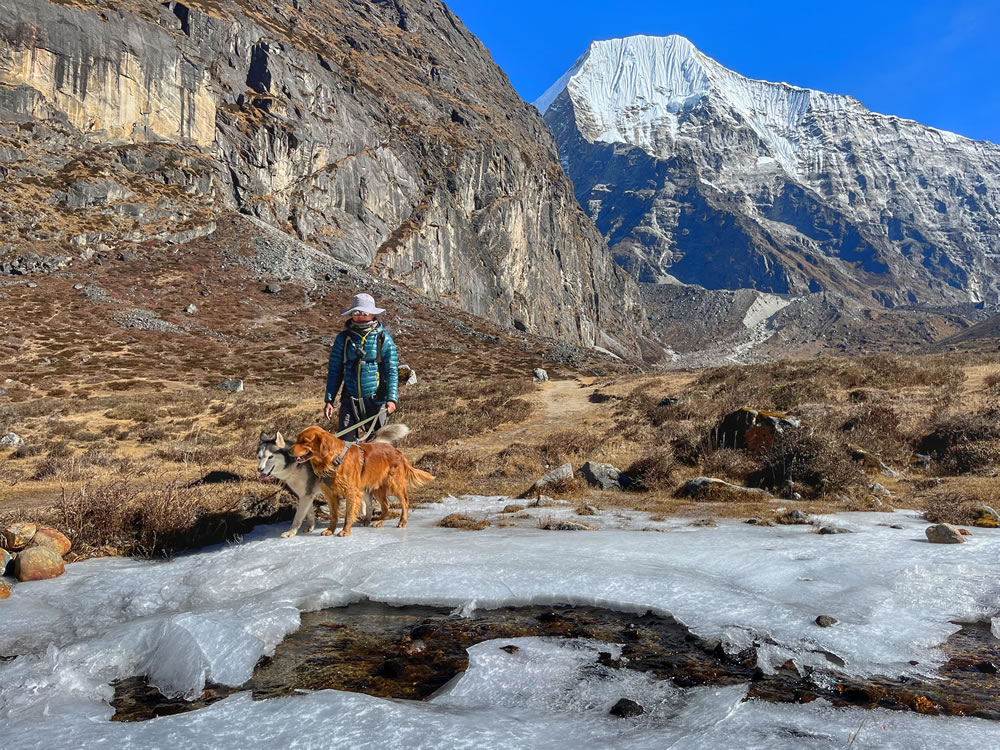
[337,396,388,442]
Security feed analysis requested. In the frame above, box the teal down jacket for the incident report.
[325,322,399,405]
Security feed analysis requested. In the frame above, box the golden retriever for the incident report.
[289,425,434,536]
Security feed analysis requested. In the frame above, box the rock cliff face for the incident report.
[539,35,1000,309]
[0,0,647,354]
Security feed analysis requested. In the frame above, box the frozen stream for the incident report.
[2,496,999,748]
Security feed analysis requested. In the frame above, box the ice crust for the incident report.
[1,497,999,747]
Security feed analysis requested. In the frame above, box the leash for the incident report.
[331,407,387,440]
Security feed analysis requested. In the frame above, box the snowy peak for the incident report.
[537,34,857,169]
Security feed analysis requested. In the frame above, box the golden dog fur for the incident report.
[289,425,435,536]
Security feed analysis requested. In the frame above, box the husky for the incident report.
[257,424,410,538]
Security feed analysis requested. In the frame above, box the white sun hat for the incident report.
[340,292,385,316]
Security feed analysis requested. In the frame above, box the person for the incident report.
[324,292,399,441]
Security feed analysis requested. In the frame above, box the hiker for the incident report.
[323,292,399,441]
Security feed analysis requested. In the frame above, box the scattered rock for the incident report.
[29,528,71,557]
[870,483,891,496]
[500,504,524,513]
[0,582,9,599]
[575,505,599,516]
[683,476,771,500]
[972,506,1000,528]
[745,518,773,526]
[398,365,418,385]
[73,283,84,290]
[533,368,548,382]
[14,546,65,581]
[533,495,555,507]
[26,281,37,288]
[0,548,13,574]
[976,661,998,674]
[712,408,801,453]
[540,520,592,531]
[581,460,626,490]
[3,522,37,550]
[0,431,24,448]
[609,698,644,718]
[815,615,838,628]
[848,445,901,478]
[818,526,853,535]
[925,523,965,544]
[185,303,198,314]
[500,645,520,654]
[691,518,717,527]
[531,463,573,492]
[264,283,282,294]
[217,378,244,393]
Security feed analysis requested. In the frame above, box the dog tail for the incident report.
[374,423,410,444]
[403,457,435,487]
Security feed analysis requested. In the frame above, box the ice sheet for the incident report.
[1,497,998,747]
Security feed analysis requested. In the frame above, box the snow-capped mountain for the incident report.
[538,35,1000,307]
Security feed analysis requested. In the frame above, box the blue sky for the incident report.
[446,0,1000,144]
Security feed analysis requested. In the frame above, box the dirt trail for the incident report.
[458,378,604,452]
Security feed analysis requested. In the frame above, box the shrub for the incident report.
[748,431,865,498]
[625,448,676,492]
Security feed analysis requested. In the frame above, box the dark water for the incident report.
[112,603,1000,722]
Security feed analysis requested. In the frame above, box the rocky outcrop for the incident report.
[540,35,1000,310]
[0,0,648,354]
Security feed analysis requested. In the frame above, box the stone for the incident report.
[218,378,244,393]
[532,463,573,491]
[0,582,10,599]
[581,461,626,490]
[925,523,965,544]
[575,505,599,516]
[683,476,771,500]
[0,431,24,448]
[540,520,592,531]
[264,283,282,294]
[815,615,838,627]
[29,528,71,557]
[398,365,418,385]
[958,528,972,536]
[778,509,809,524]
[14,546,66,581]
[609,698,644,718]
[1,548,13,574]
[533,368,548,382]
[185,303,198,314]
[870,483,891,496]
[533,495,555,507]
[3,522,37,550]
[818,526,852,535]
[73,283,84,290]
[711,408,801,453]
[972,506,1000,528]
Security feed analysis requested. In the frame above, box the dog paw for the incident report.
[280,530,297,538]
[397,520,407,528]
[336,529,352,537]
[321,529,335,536]
[372,520,384,528]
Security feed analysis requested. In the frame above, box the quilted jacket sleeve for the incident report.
[381,332,399,404]
[325,331,346,403]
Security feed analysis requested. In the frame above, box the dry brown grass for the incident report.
[437,513,490,530]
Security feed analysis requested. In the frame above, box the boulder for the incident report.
[29,528,72,557]
[185,303,198,314]
[683,476,771,500]
[14,546,66,581]
[0,582,10,599]
[540,520,592,531]
[533,368,548,382]
[264,283,282,294]
[3,522,37,550]
[581,461,626,490]
[925,523,965,544]
[1,548,13,574]
[532,463,573,492]
[217,378,244,393]
[712,408,801,453]
[972,506,1000,528]
[815,615,838,628]
[0,431,24,448]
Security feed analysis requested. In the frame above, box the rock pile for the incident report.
[1,522,73,592]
